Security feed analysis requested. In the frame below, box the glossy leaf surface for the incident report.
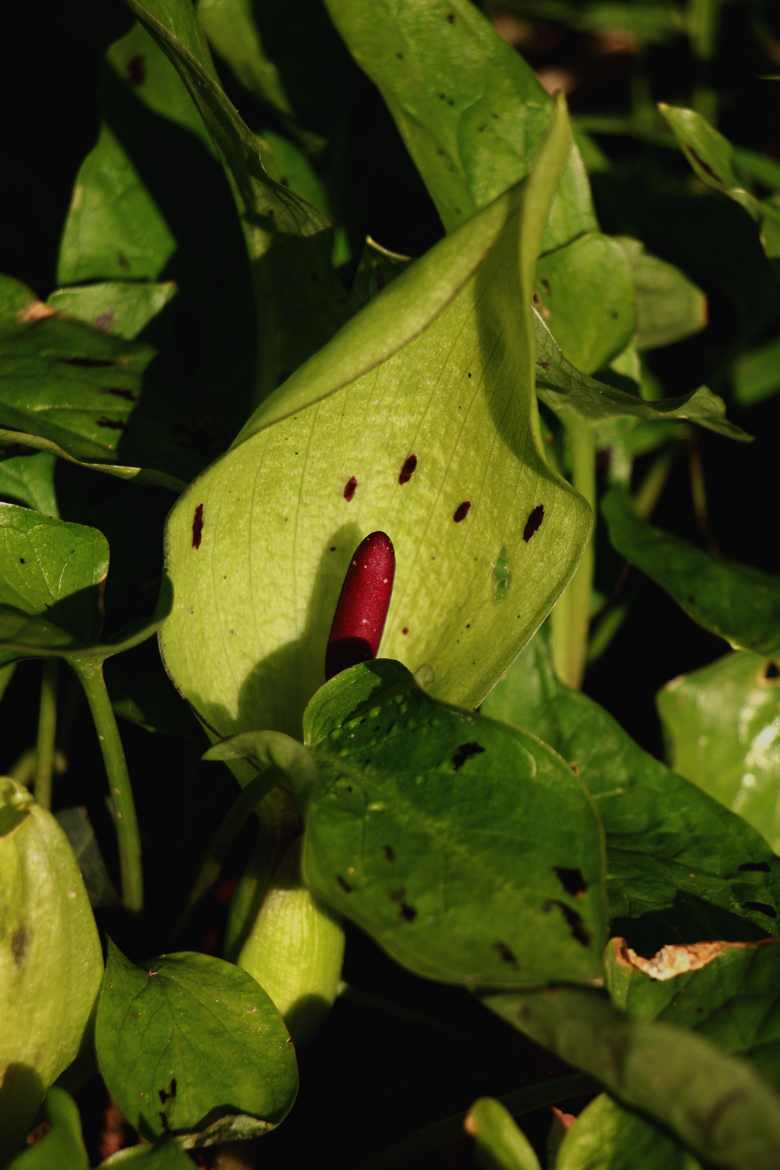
[486,986,780,1170]
[658,651,780,851]
[161,100,590,737]
[96,943,298,1144]
[482,637,780,936]
[299,660,607,988]
[603,487,780,656]
[0,453,57,516]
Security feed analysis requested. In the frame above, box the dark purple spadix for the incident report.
[325,532,395,680]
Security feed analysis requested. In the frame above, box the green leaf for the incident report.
[95,942,298,1145]
[481,636,780,938]
[657,652,780,852]
[616,238,707,351]
[603,487,780,656]
[535,314,749,441]
[556,1092,701,1170]
[198,0,295,121]
[606,936,780,1092]
[466,1097,542,1170]
[161,98,591,738]
[731,335,780,407]
[7,1088,89,1170]
[55,807,118,909]
[486,986,780,1170]
[659,104,780,259]
[99,1140,194,1168]
[47,282,177,341]
[125,0,350,400]
[0,780,103,1159]
[0,429,185,494]
[300,660,607,989]
[0,277,151,462]
[325,0,595,243]
[0,453,57,515]
[535,233,634,373]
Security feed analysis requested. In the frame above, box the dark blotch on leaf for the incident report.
[453,501,471,523]
[383,845,396,862]
[554,867,587,897]
[451,741,485,770]
[127,55,146,85]
[11,926,28,966]
[523,504,544,542]
[94,310,115,331]
[494,940,517,966]
[60,356,115,369]
[738,861,770,873]
[191,503,204,549]
[402,626,409,636]
[544,899,591,946]
[158,1077,177,1104]
[764,661,780,681]
[96,418,126,430]
[103,387,136,402]
[343,476,358,501]
[337,875,353,893]
[742,901,778,918]
[400,902,417,922]
[399,454,417,484]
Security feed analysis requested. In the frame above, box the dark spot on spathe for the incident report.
[191,503,204,549]
[399,454,417,484]
[343,476,358,502]
[11,926,28,966]
[523,505,544,542]
[127,55,145,85]
[544,899,591,946]
[554,867,588,897]
[494,940,517,965]
[453,501,471,522]
[451,742,485,770]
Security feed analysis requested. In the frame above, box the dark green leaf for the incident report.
[731,336,780,407]
[659,104,780,259]
[657,651,780,852]
[486,986,780,1170]
[481,637,780,937]
[606,936,780,1092]
[300,660,607,989]
[0,453,57,516]
[465,1097,542,1170]
[556,1092,701,1170]
[98,1141,193,1167]
[616,237,707,351]
[603,487,780,655]
[7,1088,88,1170]
[96,942,298,1145]
[55,807,118,909]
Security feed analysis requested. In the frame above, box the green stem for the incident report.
[34,659,59,810]
[551,420,595,689]
[72,657,143,913]
[634,448,675,520]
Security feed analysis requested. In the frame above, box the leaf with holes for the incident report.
[603,487,780,656]
[481,635,780,940]
[298,660,607,988]
[658,652,780,852]
[95,943,298,1145]
[161,97,590,739]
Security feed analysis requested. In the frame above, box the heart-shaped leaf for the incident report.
[161,97,590,737]
[658,652,780,852]
[96,942,298,1145]
[603,487,780,656]
[481,635,780,939]
[299,660,607,989]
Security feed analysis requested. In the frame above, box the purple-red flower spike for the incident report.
[325,532,395,680]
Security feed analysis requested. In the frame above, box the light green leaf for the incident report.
[0,277,150,462]
[486,986,780,1170]
[616,237,707,350]
[198,0,294,120]
[732,335,780,407]
[482,636,780,937]
[7,1088,89,1170]
[658,652,780,852]
[535,314,749,441]
[96,942,298,1145]
[606,936,780,1091]
[100,1141,193,1168]
[0,453,57,516]
[466,1097,542,1170]
[556,1092,701,1170]
[659,104,780,259]
[603,487,780,655]
[161,98,590,737]
[47,282,177,341]
[300,660,607,989]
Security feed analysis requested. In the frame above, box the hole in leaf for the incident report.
[96,418,126,430]
[451,742,485,770]
[554,867,587,897]
[763,662,779,681]
[494,940,517,965]
[544,899,591,946]
[400,902,417,922]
